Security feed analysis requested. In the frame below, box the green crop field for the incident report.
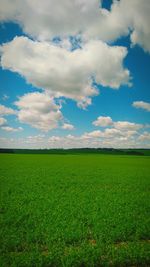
[0,154,150,266]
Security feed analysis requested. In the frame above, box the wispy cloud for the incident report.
[132,101,150,112]
[1,126,23,132]
[0,104,16,116]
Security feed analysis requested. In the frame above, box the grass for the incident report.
[0,153,150,266]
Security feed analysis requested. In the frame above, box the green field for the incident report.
[0,154,150,266]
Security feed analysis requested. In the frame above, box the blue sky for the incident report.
[0,0,150,148]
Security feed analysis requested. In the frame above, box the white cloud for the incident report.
[0,0,149,52]
[95,0,150,53]
[93,116,143,131]
[47,128,149,148]
[132,101,150,112]
[0,36,130,108]
[0,0,102,41]
[0,105,20,132]
[102,128,123,138]
[0,105,23,132]
[48,136,61,142]
[1,126,23,132]
[93,116,113,127]
[80,127,137,142]
[138,132,150,142]
[0,0,149,147]
[129,1,150,53]
[25,134,46,144]
[62,123,74,130]
[1,127,149,149]
[114,121,142,131]
[0,117,7,126]
[82,130,102,139]
[14,92,63,131]
[0,104,16,116]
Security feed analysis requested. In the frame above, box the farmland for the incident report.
[0,153,150,266]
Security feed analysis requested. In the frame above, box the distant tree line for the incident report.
[0,148,148,155]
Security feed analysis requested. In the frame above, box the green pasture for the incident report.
[0,154,150,266]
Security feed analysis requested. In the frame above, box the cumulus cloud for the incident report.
[0,105,21,132]
[0,0,149,146]
[1,127,149,149]
[14,92,63,131]
[0,104,24,132]
[0,0,149,52]
[93,116,113,127]
[62,123,75,130]
[101,128,124,138]
[138,132,150,142]
[95,0,150,53]
[93,116,143,131]
[25,134,46,144]
[0,104,16,116]
[0,0,102,41]
[82,130,102,139]
[114,121,142,131]
[46,128,149,148]
[132,101,150,112]
[0,36,130,107]
[83,128,137,140]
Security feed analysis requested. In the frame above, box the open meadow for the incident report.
[0,153,150,266]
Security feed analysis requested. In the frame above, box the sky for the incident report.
[0,0,150,149]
